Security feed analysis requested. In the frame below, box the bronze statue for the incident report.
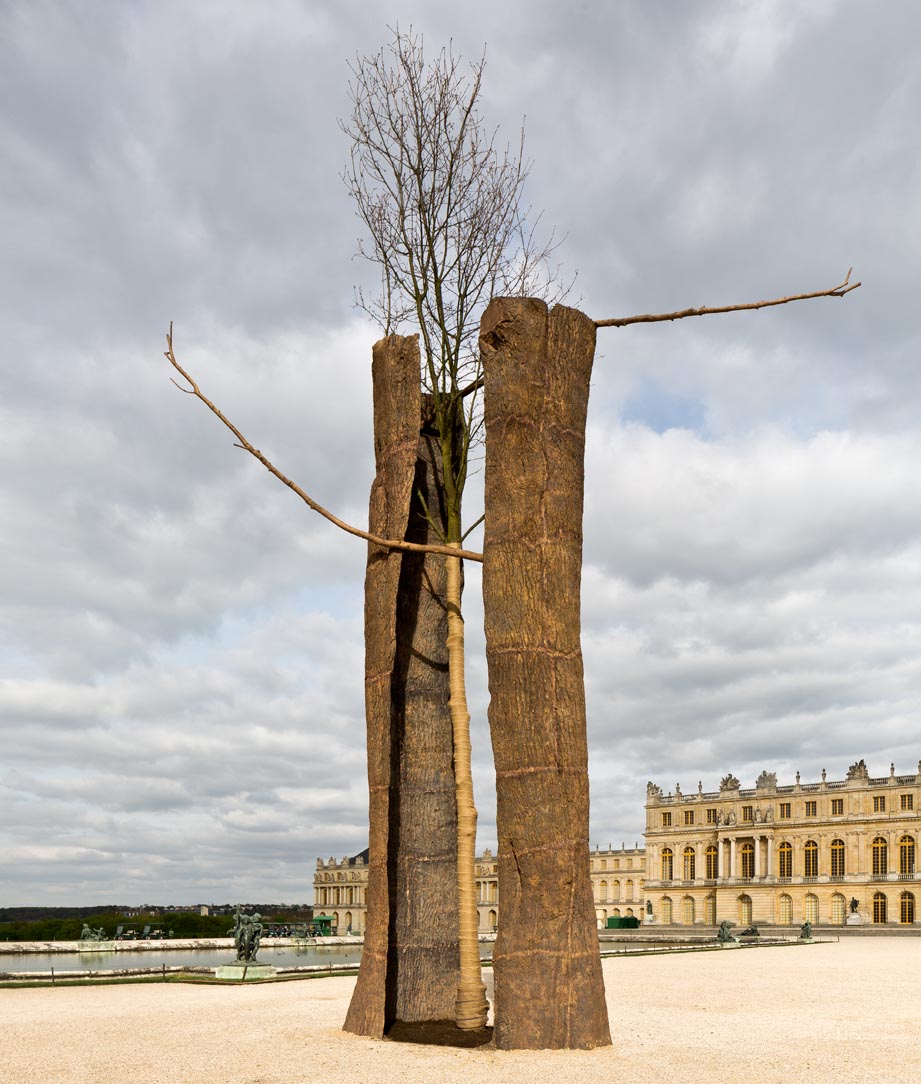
[229,909,263,962]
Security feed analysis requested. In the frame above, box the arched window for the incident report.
[778,841,792,878]
[831,893,846,925]
[599,879,608,902]
[804,840,818,878]
[778,893,793,925]
[488,909,498,929]
[626,879,634,899]
[900,892,915,925]
[740,842,754,879]
[345,911,353,930]
[872,892,887,923]
[705,845,718,880]
[705,893,716,925]
[738,895,752,925]
[830,839,845,878]
[660,896,673,924]
[683,846,696,880]
[899,835,915,876]
[804,893,819,924]
[872,837,888,877]
[612,879,621,900]
[661,848,673,881]
[683,896,695,925]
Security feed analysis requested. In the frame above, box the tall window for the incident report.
[778,841,793,878]
[900,891,915,925]
[683,846,696,880]
[779,802,791,819]
[598,880,608,902]
[612,880,621,900]
[626,879,634,899]
[684,809,695,825]
[873,795,886,812]
[901,793,914,811]
[707,808,718,824]
[900,835,915,876]
[831,893,846,925]
[738,895,752,926]
[778,894,793,925]
[873,892,887,924]
[872,836,888,877]
[805,893,819,924]
[705,844,718,880]
[661,849,673,881]
[804,840,818,877]
[740,841,755,878]
[805,800,817,817]
[661,897,673,924]
[831,798,844,815]
[705,893,717,924]
[661,812,672,827]
[830,839,846,878]
[742,805,753,822]
[682,896,695,925]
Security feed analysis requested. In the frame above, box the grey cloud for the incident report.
[3,0,920,901]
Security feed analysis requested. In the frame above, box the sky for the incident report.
[2,0,920,906]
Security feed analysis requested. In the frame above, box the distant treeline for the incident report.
[0,905,313,943]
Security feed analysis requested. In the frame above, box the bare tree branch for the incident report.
[593,268,861,329]
[163,324,484,563]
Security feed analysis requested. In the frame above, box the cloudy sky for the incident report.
[3,0,920,905]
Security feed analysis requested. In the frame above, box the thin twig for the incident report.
[593,269,861,329]
[163,324,484,563]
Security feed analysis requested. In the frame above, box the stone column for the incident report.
[730,838,737,879]
[754,836,762,878]
[767,837,773,878]
[344,336,460,1038]
[481,298,610,1050]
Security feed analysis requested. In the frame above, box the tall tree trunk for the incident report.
[479,298,611,1050]
[344,336,459,1037]
[446,545,489,1030]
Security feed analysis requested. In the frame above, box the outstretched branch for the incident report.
[163,325,484,563]
[593,268,860,329]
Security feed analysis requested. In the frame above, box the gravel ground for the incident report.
[2,938,919,1084]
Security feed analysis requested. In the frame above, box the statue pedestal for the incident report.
[846,913,864,926]
[215,963,278,981]
[643,916,656,925]
[77,941,117,952]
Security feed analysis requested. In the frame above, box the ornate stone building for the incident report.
[315,844,645,934]
[644,761,921,927]
[588,844,647,927]
[316,760,920,932]
[314,849,369,933]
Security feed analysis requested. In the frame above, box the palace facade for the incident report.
[313,844,645,934]
[644,760,921,927]
[314,760,921,931]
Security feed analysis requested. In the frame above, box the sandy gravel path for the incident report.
[2,938,919,1084]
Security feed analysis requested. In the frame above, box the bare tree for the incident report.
[341,27,568,1032]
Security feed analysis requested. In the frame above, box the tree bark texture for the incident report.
[343,336,459,1037]
[479,298,611,1050]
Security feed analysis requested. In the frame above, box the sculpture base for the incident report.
[214,964,278,981]
[77,941,118,952]
[846,913,864,925]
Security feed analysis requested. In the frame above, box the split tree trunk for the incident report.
[344,335,459,1036]
[479,298,611,1050]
